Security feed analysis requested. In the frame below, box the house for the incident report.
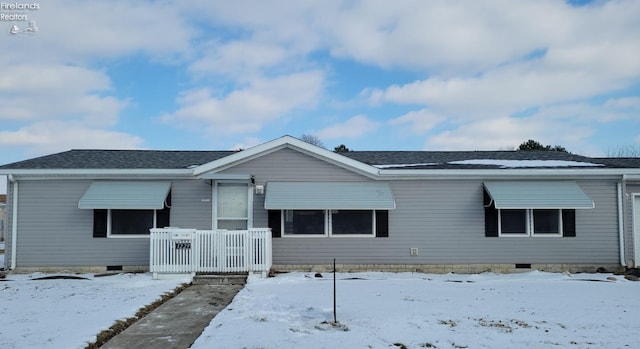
[1,135,640,274]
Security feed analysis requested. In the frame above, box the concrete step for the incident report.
[192,273,247,285]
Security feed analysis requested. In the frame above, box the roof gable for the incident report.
[193,135,380,178]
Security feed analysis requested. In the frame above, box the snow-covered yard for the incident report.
[0,269,638,349]
[192,271,639,349]
[0,272,190,349]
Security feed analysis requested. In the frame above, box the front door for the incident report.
[215,182,251,230]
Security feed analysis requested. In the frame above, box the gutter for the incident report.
[617,180,626,267]
[9,175,18,270]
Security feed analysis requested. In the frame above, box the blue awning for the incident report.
[79,181,171,209]
[264,182,396,210]
[483,181,594,209]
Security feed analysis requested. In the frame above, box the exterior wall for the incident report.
[220,148,369,183]
[219,148,623,267]
[624,182,640,265]
[170,179,212,230]
[221,148,370,229]
[5,178,212,269]
[264,179,620,266]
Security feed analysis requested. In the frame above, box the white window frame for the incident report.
[498,209,563,237]
[213,180,253,230]
[281,209,376,238]
[106,209,157,238]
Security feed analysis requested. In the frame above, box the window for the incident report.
[93,194,170,238]
[331,210,373,235]
[500,210,528,235]
[216,182,250,230]
[276,210,384,237]
[111,209,154,235]
[284,210,326,236]
[93,207,169,238]
[494,208,564,237]
[532,209,561,235]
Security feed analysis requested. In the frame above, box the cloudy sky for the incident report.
[1,0,639,169]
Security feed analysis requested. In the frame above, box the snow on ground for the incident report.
[0,270,637,349]
[0,272,190,349]
[192,271,639,349]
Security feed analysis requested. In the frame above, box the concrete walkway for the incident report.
[100,275,246,349]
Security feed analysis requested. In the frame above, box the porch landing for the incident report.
[100,274,246,349]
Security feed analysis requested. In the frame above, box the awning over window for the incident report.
[264,182,396,210]
[79,181,171,209]
[483,181,594,209]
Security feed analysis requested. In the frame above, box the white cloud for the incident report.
[0,64,127,126]
[0,61,134,157]
[0,121,143,156]
[423,116,593,152]
[317,115,378,139]
[534,97,640,123]
[190,40,292,80]
[356,0,640,153]
[2,1,195,65]
[0,65,110,96]
[389,109,446,134]
[367,48,639,120]
[0,0,638,163]
[161,71,324,136]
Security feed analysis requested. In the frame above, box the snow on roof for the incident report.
[448,159,605,168]
[374,159,605,169]
[373,163,438,169]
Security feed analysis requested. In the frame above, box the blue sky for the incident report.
[1,0,639,192]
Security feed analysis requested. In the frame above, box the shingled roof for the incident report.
[0,149,234,170]
[340,150,624,169]
[0,148,638,171]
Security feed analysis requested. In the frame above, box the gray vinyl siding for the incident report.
[10,180,148,267]
[218,147,369,231]
[266,179,620,265]
[169,179,212,230]
[6,179,211,268]
[217,148,622,265]
[624,182,640,264]
[220,148,369,183]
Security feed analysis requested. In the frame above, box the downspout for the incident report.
[9,175,18,270]
[617,180,626,267]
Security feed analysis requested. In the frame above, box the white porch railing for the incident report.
[149,228,272,277]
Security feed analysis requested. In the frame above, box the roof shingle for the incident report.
[1,148,638,170]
